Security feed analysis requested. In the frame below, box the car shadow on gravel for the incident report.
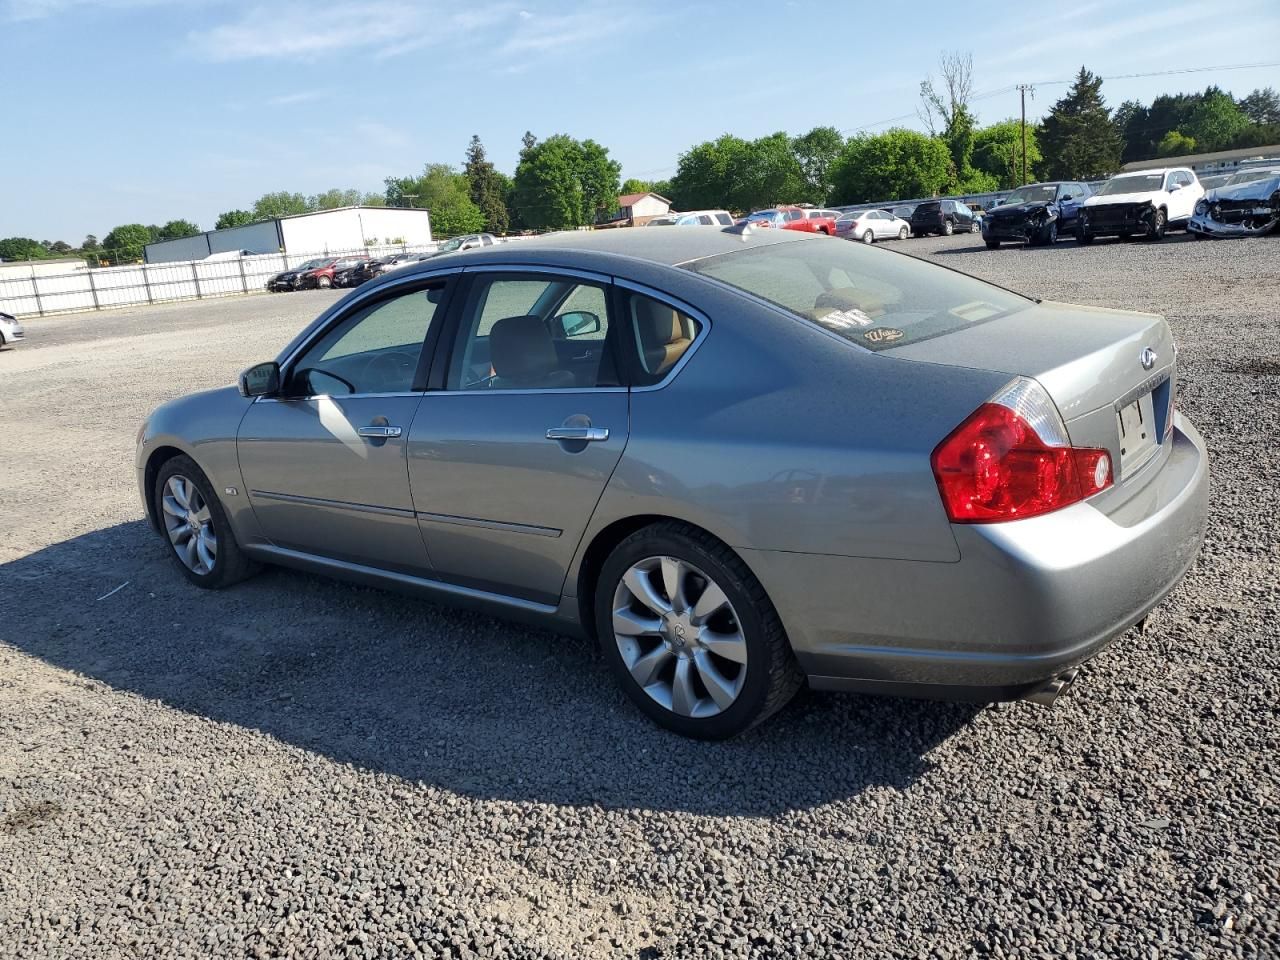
[3,521,981,816]
[927,233,1200,256]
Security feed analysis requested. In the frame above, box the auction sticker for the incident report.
[863,327,905,344]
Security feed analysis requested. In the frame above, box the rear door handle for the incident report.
[358,425,403,438]
[546,426,609,442]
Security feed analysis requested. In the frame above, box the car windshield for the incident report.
[1225,168,1280,185]
[1096,174,1164,196]
[1002,184,1057,204]
[683,239,1031,352]
[744,211,777,221]
[299,259,327,270]
[438,238,468,251]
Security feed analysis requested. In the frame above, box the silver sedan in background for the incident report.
[0,310,25,349]
[835,209,912,243]
[136,228,1208,738]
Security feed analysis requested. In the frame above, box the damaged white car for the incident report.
[1188,165,1280,239]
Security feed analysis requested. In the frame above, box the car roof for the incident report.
[399,225,807,274]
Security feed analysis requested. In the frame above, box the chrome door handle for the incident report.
[357,425,403,438]
[545,426,609,442]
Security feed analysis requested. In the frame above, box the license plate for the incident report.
[1117,393,1157,475]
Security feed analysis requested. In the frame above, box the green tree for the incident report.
[464,135,511,235]
[1181,87,1249,151]
[1156,130,1197,157]
[361,192,386,207]
[620,177,660,196]
[1239,87,1280,125]
[1037,67,1121,181]
[512,134,621,230]
[308,188,363,210]
[829,128,951,203]
[740,131,806,209]
[0,237,46,261]
[252,191,309,220]
[81,234,99,251]
[49,240,73,255]
[668,135,753,211]
[156,219,201,241]
[386,164,484,236]
[215,209,256,229]
[791,126,845,204]
[972,119,1043,189]
[101,224,153,261]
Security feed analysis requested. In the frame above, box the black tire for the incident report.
[969,220,980,234]
[1042,220,1058,244]
[898,226,909,240]
[317,275,332,289]
[1146,208,1167,241]
[1075,230,1094,246]
[154,455,259,590]
[594,521,803,739]
[942,219,954,236]
[985,240,1001,249]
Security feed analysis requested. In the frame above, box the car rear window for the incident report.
[913,202,940,214]
[682,240,1031,351]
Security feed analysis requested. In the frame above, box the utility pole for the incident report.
[1016,84,1034,186]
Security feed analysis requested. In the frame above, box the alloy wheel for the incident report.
[862,230,874,244]
[161,475,217,575]
[612,555,748,718]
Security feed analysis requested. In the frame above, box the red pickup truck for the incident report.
[739,206,842,235]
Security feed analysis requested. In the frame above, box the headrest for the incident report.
[489,316,557,379]
[633,298,685,348]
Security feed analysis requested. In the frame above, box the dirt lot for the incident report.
[1,234,1277,959]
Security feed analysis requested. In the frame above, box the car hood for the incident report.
[988,201,1051,218]
[1084,191,1158,206]
[1208,176,1280,202]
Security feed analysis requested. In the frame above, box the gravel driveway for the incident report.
[1,236,1277,959]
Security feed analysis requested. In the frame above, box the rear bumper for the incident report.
[743,415,1208,700]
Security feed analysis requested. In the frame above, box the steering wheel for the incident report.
[361,351,417,390]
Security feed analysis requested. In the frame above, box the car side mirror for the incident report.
[239,361,280,398]
[559,311,602,338]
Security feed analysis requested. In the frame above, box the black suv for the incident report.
[909,199,979,237]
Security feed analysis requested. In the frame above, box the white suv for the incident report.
[646,210,736,227]
[1077,167,1203,243]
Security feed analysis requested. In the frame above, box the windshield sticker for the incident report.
[863,327,905,344]
[949,301,1003,323]
[815,307,874,330]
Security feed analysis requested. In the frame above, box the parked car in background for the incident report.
[909,199,979,237]
[1188,166,1280,239]
[1077,168,1203,243]
[299,256,368,290]
[0,310,25,349]
[427,234,496,257]
[891,204,917,221]
[333,261,370,288]
[137,228,1208,738]
[738,209,789,229]
[981,181,1093,248]
[835,209,911,243]
[364,252,425,280]
[267,259,330,292]
[646,210,736,226]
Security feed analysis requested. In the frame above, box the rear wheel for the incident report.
[154,455,259,590]
[595,522,802,739]
[942,220,954,236]
[898,226,909,240]
[862,230,874,244]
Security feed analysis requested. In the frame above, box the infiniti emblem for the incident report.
[1140,347,1157,371]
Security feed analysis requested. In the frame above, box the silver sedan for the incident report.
[136,228,1208,738]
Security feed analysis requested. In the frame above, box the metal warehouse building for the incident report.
[143,206,433,264]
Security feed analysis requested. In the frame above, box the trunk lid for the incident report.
[885,300,1177,491]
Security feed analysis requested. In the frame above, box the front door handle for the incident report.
[357,425,403,439]
[545,426,609,442]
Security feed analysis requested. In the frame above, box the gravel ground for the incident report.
[1,235,1277,959]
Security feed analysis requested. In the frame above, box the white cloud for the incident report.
[3,0,187,21]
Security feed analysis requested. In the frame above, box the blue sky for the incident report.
[2,0,1278,241]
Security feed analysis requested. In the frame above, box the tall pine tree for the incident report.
[1038,67,1121,180]
[464,135,510,236]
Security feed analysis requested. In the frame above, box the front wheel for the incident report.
[317,275,332,289]
[595,522,803,739]
[969,220,980,234]
[942,220,954,236]
[985,240,1001,249]
[1039,220,1058,245]
[898,226,909,240]
[1075,230,1094,246]
[1146,208,1167,241]
[154,455,259,589]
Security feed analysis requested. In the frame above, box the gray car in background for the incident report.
[136,228,1208,738]
[0,310,24,349]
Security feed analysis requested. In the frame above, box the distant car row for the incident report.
[266,234,497,292]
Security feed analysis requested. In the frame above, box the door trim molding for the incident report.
[415,510,562,538]
[250,488,417,519]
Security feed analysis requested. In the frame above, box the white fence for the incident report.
[0,243,439,318]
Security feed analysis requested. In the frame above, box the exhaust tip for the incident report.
[1022,667,1080,707]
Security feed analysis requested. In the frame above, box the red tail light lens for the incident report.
[931,383,1112,523]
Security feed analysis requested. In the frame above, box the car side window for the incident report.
[698,215,715,225]
[446,275,616,391]
[786,210,804,221]
[716,213,733,225]
[622,290,702,387]
[287,283,447,396]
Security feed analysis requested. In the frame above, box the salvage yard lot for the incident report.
[1,234,1277,958]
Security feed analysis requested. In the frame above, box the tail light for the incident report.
[931,377,1112,523]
